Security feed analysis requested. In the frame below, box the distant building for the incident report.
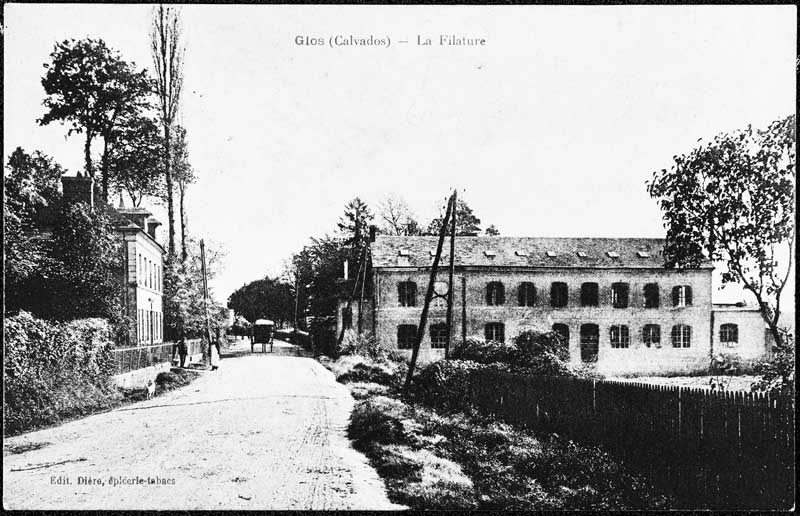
[338,235,771,376]
[61,173,165,347]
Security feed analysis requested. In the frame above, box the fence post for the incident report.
[592,380,596,413]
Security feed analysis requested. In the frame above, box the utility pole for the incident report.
[200,239,213,363]
[444,190,457,359]
[294,274,300,330]
[404,191,456,392]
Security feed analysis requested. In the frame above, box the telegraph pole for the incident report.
[444,190,457,359]
[200,239,213,362]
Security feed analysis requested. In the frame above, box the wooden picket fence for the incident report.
[111,339,203,375]
[467,370,794,509]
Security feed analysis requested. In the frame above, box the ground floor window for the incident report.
[671,324,692,348]
[580,324,599,362]
[397,324,417,349]
[642,324,661,347]
[430,323,448,349]
[609,325,630,348]
[485,322,505,343]
[720,323,738,347]
[552,323,570,347]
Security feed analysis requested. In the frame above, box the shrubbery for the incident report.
[449,330,574,376]
[340,330,386,361]
[4,311,118,435]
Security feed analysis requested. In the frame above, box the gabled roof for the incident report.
[371,236,712,269]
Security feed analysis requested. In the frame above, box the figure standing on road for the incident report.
[177,333,188,368]
[211,327,221,371]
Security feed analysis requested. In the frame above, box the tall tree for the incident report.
[171,125,196,262]
[337,197,374,247]
[107,115,166,207]
[485,224,500,236]
[647,114,795,351]
[377,196,422,236]
[151,5,185,257]
[426,197,483,235]
[39,38,151,200]
[227,277,294,326]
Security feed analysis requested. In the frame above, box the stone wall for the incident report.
[712,307,768,361]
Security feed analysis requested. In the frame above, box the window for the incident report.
[398,281,417,307]
[644,283,659,308]
[642,324,661,348]
[518,282,536,306]
[611,282,629,308]
[486,282,505,305]
[485,322,505,343]
[609,325,630,348]
[672,286,693,307]
[671,324,692,348]
[720,324,739,347]
[580,324,599,362]
[580,282,599,307]
[342,306,353,329]
[430,323,449,349]
[550,282,568,308]
[397,325,417,349]
[552,324,569,346]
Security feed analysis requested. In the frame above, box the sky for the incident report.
[4,4,796,306]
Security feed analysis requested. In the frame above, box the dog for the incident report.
[145,379,156,399]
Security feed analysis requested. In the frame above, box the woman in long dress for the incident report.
[210,329,221,370]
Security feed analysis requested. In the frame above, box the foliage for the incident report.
[4,148,66,312]
[752,332,795,398]
[107,114,165,206]
[337,197,374,248]
[448,331,573,376]
[484,224,500,236]
[377,196,422,236]
[171,125,196,261]
[449,336,518,364]
[227,276,294,326]
[340,331,387,361]
[411,359,488,411]
[647,114,795,351]
[426,197,483,236]
[288,235,350,328]
[39,38,151,185]
[4,311,117,435]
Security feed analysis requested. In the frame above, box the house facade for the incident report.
[61,174,165,347]
[340,235,769,376]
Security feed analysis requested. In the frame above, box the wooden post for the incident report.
[461,275,467,346]
[404,192,455,392]
[444,190,457,359]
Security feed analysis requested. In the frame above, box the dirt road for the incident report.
[3,340,405,510]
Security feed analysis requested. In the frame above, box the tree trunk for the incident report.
[84,131,94,177]
[101,137,110,202]
[164,126,176,257]
[180,183,187,262]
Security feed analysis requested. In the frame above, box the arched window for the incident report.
[671,324,692,348]
[552,324,570,347]
[580,324,599,362]
[518,282,536,306]
[611,282,629,308]
[609,325,630,348]
[398,281,417,307]
[580,282,599,306]
[550,282,568,308]
[642,324,661,347]
[397,325,417,349]
[644,283,660,308]
[720,324,739,347]
[485,322,505,343]
[430,323,449,349]
[486,282,505,305]
[672,286,693,307]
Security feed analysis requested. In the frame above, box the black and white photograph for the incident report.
[2,3,796,510]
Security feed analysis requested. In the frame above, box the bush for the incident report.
[450,336,517,364]
[412,359,486,411]
[340,331,387,361]
[349,396,415,447]
[155,368,198,391]
[449,331,573,376]
[4,311,117,435]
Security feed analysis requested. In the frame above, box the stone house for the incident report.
[338,235,771,376]
[61,173,165,347]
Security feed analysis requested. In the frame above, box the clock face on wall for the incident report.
[433,281,449,297]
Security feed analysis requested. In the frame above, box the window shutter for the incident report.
[685,286,693,306]
[486,285,492,305]
[672,286,680,307]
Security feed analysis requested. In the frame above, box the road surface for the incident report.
[3,339,404,510]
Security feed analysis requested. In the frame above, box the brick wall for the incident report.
[372,266,713,375]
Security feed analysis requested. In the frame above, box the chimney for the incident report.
[369,225,377,242]
[146,219,161,240]
[61,173,94,207]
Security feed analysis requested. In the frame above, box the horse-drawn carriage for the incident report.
[251,319,274,352]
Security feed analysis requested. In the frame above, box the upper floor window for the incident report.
[720,323,738,347]
[550,282,568,308]
[671,324,692,348]
[485,322,505,343]
[672,286,693,307]
[552,323,570,346]
[580,282,599,307]
[430,323,449,349]
[397,324,417,349]
[398,281,417,307]
[518,282,536,307]
[642,324,661,347]
[609,325,630,348]
[611,282,629,308]
[644,283,659,308]
[486,282,505,306]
